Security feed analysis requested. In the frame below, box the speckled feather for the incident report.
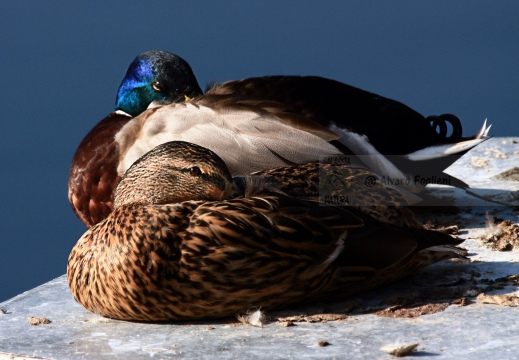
[248,162,423,228]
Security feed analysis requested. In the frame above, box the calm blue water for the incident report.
[1,1,518,302]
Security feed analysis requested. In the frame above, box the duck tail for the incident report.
[324,220,465,299]
[403,118,491,163]
[388,118,491,193]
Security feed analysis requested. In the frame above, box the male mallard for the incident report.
[69,50,490,227]
[67,141,464,322]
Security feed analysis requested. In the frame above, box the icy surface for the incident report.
[1,137,518,359]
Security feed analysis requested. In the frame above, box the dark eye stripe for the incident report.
[164,165,227,191]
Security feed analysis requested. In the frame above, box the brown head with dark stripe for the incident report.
[113,141,234,208]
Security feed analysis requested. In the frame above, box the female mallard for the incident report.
[69,50,490,227]
[67,141,464,322]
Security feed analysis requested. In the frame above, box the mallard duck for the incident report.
[67,141,465,322]
[69,50,490,227]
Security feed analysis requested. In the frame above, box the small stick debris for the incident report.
[277,320,296,327]
[276,313,348,323]
[451,297,470,306]
[375,303,449,318]
[477,293,519,307]
[27,317,51,325]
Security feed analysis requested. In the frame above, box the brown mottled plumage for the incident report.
[247,162,423,228]
[67,141,465,322]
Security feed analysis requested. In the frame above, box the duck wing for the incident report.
[115,100,344,177]
[68,111,130,226]
[212,76,491,193]
[212,75,442,154]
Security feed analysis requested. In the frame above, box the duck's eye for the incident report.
[152,81,163,92]
[189,166,201,176]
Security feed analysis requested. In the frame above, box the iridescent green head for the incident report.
[115,50,203,116]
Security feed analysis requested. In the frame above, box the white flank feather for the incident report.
[328,123,424,194]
